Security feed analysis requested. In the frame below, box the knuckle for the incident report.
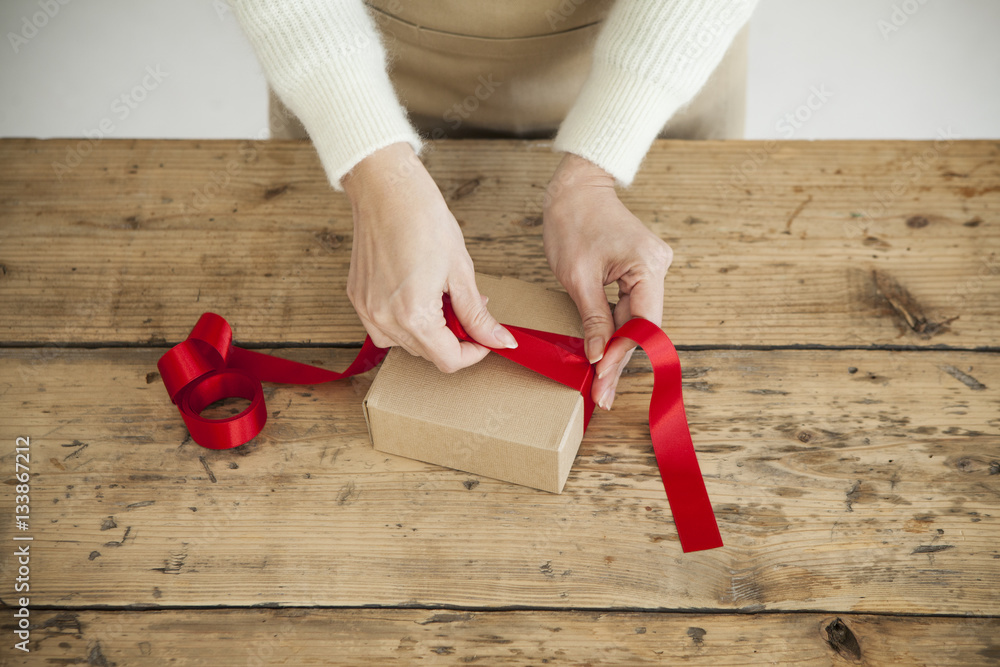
[581,310,612,333]
[370,331,393,348]
[456,256,476,275]
[369,302,392,327]
[346,283,361,309]
[436,357,462,374]
[646,239,673,273]
[567,265,594,286]
[464,301,494,330]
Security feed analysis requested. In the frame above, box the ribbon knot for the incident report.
[157,298,723,552]
[159,313,233,401]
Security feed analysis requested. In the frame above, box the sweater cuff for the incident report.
[278,62,423,190]
[554,61,685,188]
[235,0,424,191]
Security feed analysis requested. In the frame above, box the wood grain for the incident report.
[1,138,998,659]
[2,347,996,613]
[1,609,997,666]
[0,138,997,347]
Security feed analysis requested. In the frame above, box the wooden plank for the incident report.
[0,138,997,347]
[2,609,998,665]
[1,347,997,612]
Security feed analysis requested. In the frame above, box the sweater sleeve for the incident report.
[554,0,758,186]
[233,0,422,190]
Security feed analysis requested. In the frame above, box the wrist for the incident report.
[545,152,616,212]
[556,152,615,183]
[341,142,423,205]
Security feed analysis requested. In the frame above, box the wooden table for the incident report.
[0,138,997,665]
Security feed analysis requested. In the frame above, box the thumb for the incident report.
[565,275,615,363]
[447,272,518,349]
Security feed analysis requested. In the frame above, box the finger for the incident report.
[596,293,637,372]
[385,325,430,360]
[363,302,444,360]
[592,294,636,407]
[623,270,665,326]
[595,273,666,407]
[447,272,517,349]
[564,272,616,364]
[594,347,635,410]
[356,312,396,349]
[412,320,491,373]
[385,293,491,372]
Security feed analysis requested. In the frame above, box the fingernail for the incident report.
[494,325,518,349]
[597,365,612,380]
[599,386,615,410]
[586,337,605,364]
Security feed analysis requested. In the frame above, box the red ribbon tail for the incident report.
[610,318,724,553]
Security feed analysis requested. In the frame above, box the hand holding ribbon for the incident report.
[158,299,723,552]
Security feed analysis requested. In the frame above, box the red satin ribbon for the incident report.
[158,298,723,552]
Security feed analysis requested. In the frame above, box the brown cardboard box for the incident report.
[362,274,587,493]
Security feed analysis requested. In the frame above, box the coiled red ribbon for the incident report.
[158,297,723,552]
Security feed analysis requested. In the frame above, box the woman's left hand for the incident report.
[543,153,673,410]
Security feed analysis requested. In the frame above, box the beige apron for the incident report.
[270,0,748,141]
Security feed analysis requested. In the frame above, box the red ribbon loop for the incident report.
[607,317,724,553]
[158,299,722,552]
[157,312,387,450]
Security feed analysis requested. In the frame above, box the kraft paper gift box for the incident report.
[362,273,589,493]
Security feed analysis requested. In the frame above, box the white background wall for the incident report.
[1,0,998,141]
[745,0,1000,140]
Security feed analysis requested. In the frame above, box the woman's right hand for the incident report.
[342,142,517,373]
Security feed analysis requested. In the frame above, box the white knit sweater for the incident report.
[234,0,757,189]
